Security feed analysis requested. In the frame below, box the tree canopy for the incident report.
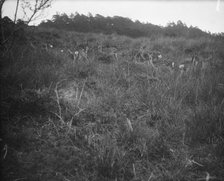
[39,12,209,39]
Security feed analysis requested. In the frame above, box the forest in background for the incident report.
[1,9,224,181]
[39,12,211,39]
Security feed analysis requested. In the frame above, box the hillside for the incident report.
[39,13,211,39]
[1,19,224,181]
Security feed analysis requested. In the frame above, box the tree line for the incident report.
[39,12,210,39]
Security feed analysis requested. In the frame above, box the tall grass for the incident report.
[1,28,224,181]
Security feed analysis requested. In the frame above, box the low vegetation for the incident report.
[1,19,224,181]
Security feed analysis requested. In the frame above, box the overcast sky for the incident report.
[2,0,224,33]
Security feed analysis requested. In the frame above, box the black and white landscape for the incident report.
[1,0,224,180]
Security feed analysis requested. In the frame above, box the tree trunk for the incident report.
[0,0,6,19]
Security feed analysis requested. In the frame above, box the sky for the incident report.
[2,0,224,33]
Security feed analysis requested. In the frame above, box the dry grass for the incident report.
[1,27,224,181]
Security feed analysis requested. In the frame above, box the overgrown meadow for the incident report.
[1,26,224,181]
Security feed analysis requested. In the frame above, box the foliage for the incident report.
[1,25,224,181]
[39,13,210,39]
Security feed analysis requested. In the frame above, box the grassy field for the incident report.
[1,27,224,181]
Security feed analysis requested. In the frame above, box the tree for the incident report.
[0,0,53,51]
[0,0,6,19]
[20,0,52,25]
[0,0,52,24]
